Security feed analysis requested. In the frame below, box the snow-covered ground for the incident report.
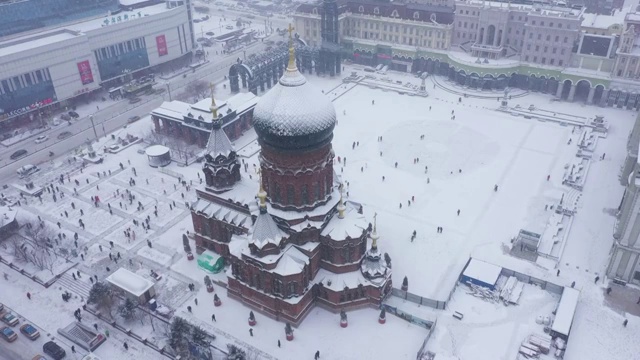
[1,63,639,360]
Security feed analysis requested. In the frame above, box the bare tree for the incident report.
[25,221,55,248]
[185,80,209,100]
[30,247,55,274]
[10,236,29,262]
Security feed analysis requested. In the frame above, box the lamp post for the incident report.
[89,115,98,142]
[166,83,172,101]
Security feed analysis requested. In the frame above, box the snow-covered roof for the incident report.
[321,201,367,240]
[251,207,286,249]
[192,199,251,227]
[151,101,192,120]
[205,121,234,158]
[552,287,580,336]
[462,258,502,286]
[315,268,369,291]
[105,268,154,297]
[145,145,169,157]
[273,246,309,276]
[582,10,626,30]
[0,29,80,57]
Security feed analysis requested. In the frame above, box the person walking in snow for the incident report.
[26,292,31,300]
[124,342,129,350]
[212,314,216,322]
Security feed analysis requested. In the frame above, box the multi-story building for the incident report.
[607,114,640,284]
[288,0,640,110]
[0,0,194,131]
[150,92,258,148]
[192,41,392,325]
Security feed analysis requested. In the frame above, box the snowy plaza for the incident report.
[1,63,639,360]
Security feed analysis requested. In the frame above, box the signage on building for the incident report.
[77,60,94,85]
[0,98,54,119]
[377,53,391,59]
[156,35,168,56]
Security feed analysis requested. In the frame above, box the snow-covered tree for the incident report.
[88,282,115,316]
[191,325,210,347]
[169,317,190,355]
[384,253,392,268]
[118,298,137,321]
[226,344,247,360]
[183,234,191,253]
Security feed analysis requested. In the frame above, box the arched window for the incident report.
[301,184,309,205]
[413,11,420,20]
[287,184,295,205]
[312,7,318,15]
[391,9,399,17]
[359,5,364,13]
[430,13,437,22]
[373,7,379,15]
[326,174,332,194]
[273,183,281,203]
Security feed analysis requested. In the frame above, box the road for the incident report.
[0,40,270,185]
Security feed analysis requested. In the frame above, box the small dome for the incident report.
[253,54,336,150]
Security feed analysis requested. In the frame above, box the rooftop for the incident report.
[581,8,627,30]
[0,29,81,58]
[105,268,155,297]
[462,0,583,17]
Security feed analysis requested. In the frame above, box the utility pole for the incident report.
[89,115,98,142]
[166,83,172,101]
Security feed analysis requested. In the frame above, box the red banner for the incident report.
[77,60,94,85]
[156,35,168,56]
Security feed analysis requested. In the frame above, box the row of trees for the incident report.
[8,220,59,274]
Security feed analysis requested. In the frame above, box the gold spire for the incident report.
[337,183,346,219]
[371,212,379,249]
[209,83,217,118]
[286,23,297,71]
[257,168,267,208]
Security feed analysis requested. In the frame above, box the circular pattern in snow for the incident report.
[380,121,500,178]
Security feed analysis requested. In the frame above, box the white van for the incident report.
[17,164,39,178]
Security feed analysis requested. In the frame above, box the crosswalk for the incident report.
[57,272,92,299]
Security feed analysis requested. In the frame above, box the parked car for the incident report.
[9,149,27,160]
[225,25,233,29]
[57,131,72,140]
[52,118,61,126]
[68,111,79,118]
[108,145,120,153]
[155,88,166,95]
[129,97,141,104]
[0,327,17,342]
[43,341,66,360]
[34,135,48,144]
[60,113,71,121]
[206,31,214,36]
[127,115,141,123]
[1,313,19,326]
[20,324,40,340]
[195,49,204,56]
[17,164,39,178]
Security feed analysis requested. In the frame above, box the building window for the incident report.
[535,45,539,51]
[391,10,398,17]
[542,57,546,64]
[533,56,537,62]
[343,246,352,262]
[550,59,555,65]
[463,22,467,28]
[525,55,529,61]
[544,46,548,53]
[203,219,211,237]
[287,185,295,205]
[564,36,568,43]
[529,33,533,39]
[358,5,364,12]
[532,20,536,25]
[552,47,557,54]
[537,34,541,40]
[413,11,419,20]
[314,182,320,201]
[546,35,550,41]
[634,271,640,281]
[541,22,544,26]
[273,183,281,202]
[558,23,562,29]
[287,282,296,296]
[527,44,531,50]
[465,10,469,14]
[559,60,564,66]
[374,7,379,14]
[273,279,282,295]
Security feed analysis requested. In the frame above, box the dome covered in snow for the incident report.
[253,47,336,150]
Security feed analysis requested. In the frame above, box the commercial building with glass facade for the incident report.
[0,1,193,128]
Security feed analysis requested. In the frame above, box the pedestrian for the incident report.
[106,266,110,272]
[212,314,216,322]
[187,306,192,313]
[249,328,253,336]
[607,287,612,295]
[547,174,550,181]
[457,209,460,216]
[636,296,640,305]
[556,269,560,276]
[315,350,320,359]
[124,342,129,350]
[26,292,31,300]
[195,298,198,305]
[623,319,628,327]
[71,346,76,353]
[72,273,76,280]
[594,276,600,284]
[571,281,575,288]
[494,184,498,192]
[278,339,281,347]
[105,329,110,337]
[94,323,98,331]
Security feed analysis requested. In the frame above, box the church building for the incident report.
[190,31,391,325]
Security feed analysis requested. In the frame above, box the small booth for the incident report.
[551,287,580,340]
[197,251,225,274]
[460,258,502,290]
[106,268,156,304]
[145,145,171,167]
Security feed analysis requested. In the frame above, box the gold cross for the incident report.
[288,23,295,40]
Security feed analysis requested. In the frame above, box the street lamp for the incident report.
[89,115,98,142]
[166,83,172,101]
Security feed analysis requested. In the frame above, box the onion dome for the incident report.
[252,28,336,151]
